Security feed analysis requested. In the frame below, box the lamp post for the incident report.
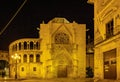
[11,53,20,79]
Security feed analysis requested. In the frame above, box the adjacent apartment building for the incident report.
[88,0,120,80]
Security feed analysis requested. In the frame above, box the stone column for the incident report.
[27,54,29,63]
[27,42,29,50]
[21,42,24,50]
[34,54,36,63]
[17,43,19,51]
[33,42,35,50]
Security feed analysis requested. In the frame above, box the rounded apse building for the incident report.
[9,38,42,78]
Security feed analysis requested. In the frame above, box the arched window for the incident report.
[24,42,27,49]
[23,54,27,62]
[55,32,69,44]
[12,44,17,51]
[36,54,40,62]
[30,42,33,49]
[29,54,33,62]
[14,44,17,51]
[36,42,39,50]
[19,43,21,50]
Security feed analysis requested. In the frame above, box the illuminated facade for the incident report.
[40,17,86,78]
[88,0,120,80]
[9,38,42,78]
[0,50,9,62]
[0,50,9,77]
[9,17,86,79]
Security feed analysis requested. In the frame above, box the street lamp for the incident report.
[11,53,20,79]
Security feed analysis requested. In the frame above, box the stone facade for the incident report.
[88,0,120,80]
[0,50,9,62]
[0,50,9,77]
[9,17,86,79]
[40,17,86,78]
[9,38,42,78]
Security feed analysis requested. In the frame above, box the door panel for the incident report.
[57,65,67,77]
[104,49,116,79]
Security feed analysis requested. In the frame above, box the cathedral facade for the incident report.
[40,18,86,78]
[9,17,86,79]
[88,0,120,80]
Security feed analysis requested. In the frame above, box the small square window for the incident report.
[21,67,24,71]
[33,67,36,71]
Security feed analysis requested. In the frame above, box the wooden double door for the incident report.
[57,65,67,78]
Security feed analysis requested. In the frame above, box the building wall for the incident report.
[9,38,42,78]
[0,50,9,62]
[40,17,86,78]
[9,17,86,79]
[89,0,120,80]
[0,50,9,77]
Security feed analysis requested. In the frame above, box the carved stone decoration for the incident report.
[53,53,73,77]
[39,17,86,78]
[51,44,73,56]
[54,32,69,44]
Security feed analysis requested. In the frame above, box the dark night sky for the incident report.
[0,0,94,50]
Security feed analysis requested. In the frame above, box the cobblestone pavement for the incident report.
[0,78,94,82]
[1,78,120,82]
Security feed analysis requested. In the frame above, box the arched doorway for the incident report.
[54,53,72,78]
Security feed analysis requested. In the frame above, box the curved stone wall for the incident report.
[9,38,42,78]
